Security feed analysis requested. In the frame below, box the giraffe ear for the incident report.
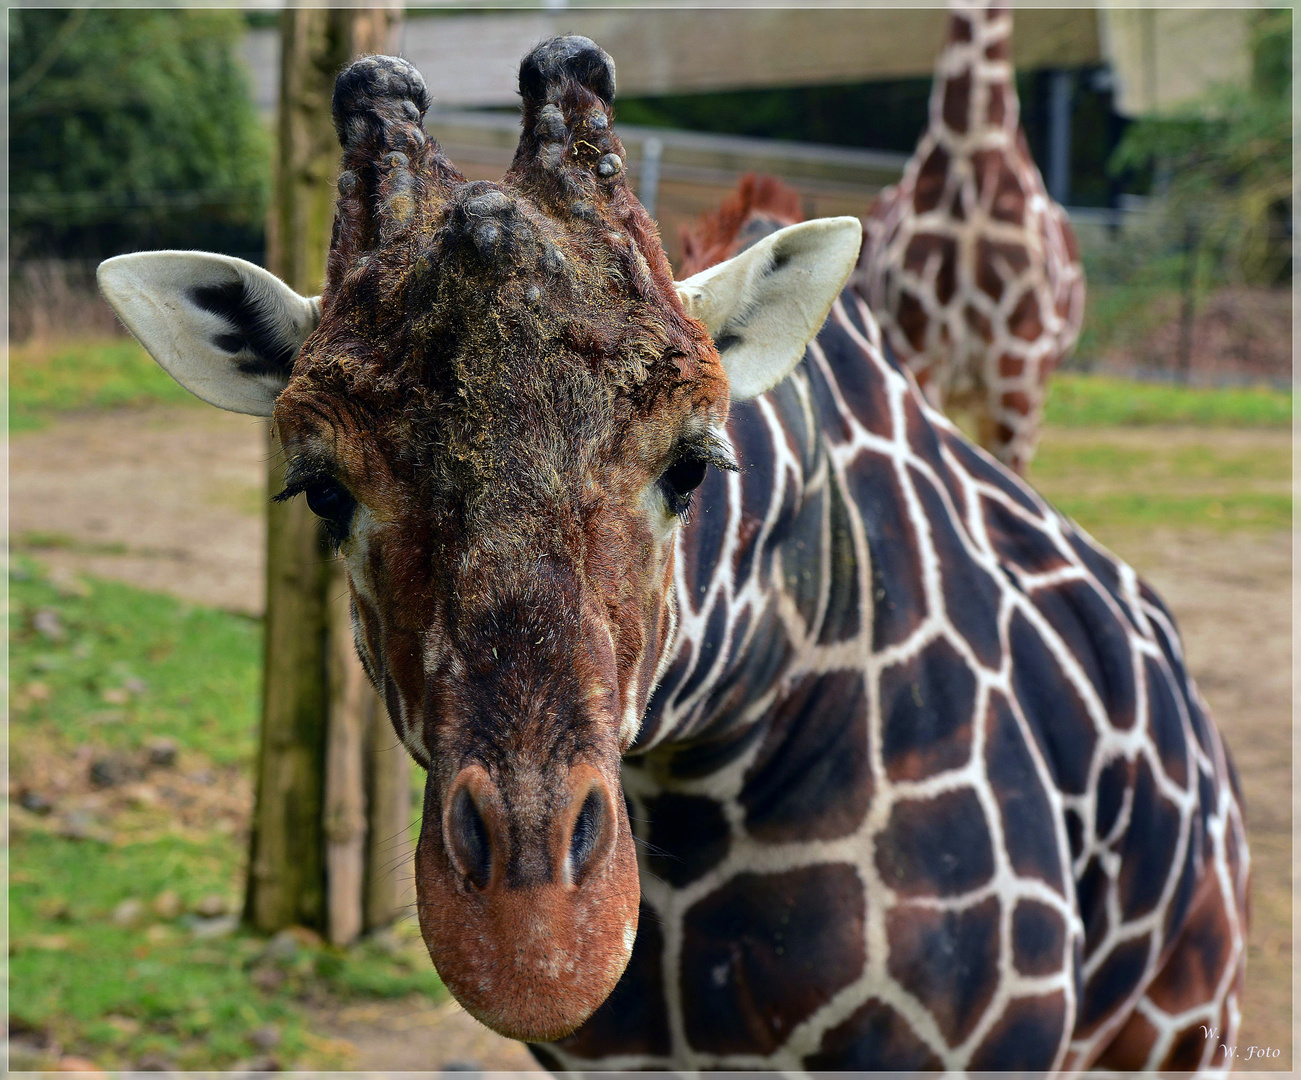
[97,251,321,417]
[674,217,862,401]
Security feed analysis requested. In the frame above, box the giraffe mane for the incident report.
[677,173,804,277]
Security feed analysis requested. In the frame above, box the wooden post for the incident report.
[246,6,409,943]
[364,693,416,929]
[325,562,371,945]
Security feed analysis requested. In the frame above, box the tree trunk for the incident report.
[1176,218,1199,384]
[245,6,408,943]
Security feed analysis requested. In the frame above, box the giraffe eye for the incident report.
[659,455,708,520]
[303,480,356,542]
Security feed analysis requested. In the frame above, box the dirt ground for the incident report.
[9,404,1292,1070]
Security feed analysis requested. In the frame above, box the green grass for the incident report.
[1050,492,1291,534]
[1032,427,1291,538]
[11,832,309,1068]
[1045,373,1292,429]
[10,337,199,433]
[11,560,262,767]
[9,559,444,1070]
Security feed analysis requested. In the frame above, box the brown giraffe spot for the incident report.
[902,233,957,306]
[1093,1004,1161,1070]
[1000,390,1031,415]
[661,715,766,781]
[974,236,1029,301]
[804,341,857,445]
[1077,855,1111,956]
[875,787,995,897]
[950,190,969,226]
[983,691,1067,891]
[729,398,776,548]
[1161,820,1201,947]
[775,376,820,474]
[913,144,950,214]
[818,302,895,440]
[880,636,977,782]
[671,601,729,712]
[1166,1022,1217,1071]
[942,68,972,134]
[1094,754,1136,841]
[691,607,795,743]
[741,670,871,842]
[1145,657,1190,789]
[782,484,825,628]
[845,450,928,650]
[900,384,939,452]
[1070,532,1128,608]
[949,14,973,42]
[555,900,671,1057]
[987,81,1008,127]
[896,289,930,352]
[1029,579,1139,731]
[1145,867,1233,1016]
[680,864,865,1054]
[1011,899,1069,977]
[995,421,1016,444]
[984,28,1011,62]
[998,352,1025,378]
[1077,933,1152,1035]
[681,465,732,610]
[818,468,863,644]
[642,792,730,887]
[910,468,1004,668]
[804,998,943,1070]
[1008,610,1100,796]
[885,896,1001,1047]
[985,156,1025,225]
[1063,808,1086,862]
[980,495,1071,577]
[938,427,1042,514]
[963,303,991,342]
[1009,289,1045,341]
[967,990,1069,1071]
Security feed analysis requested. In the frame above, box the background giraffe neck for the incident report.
[930,0,1020,141]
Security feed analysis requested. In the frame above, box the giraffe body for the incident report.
[537,179,1246,1072]
[854,0,1086,473]
[97,43,1243,1073]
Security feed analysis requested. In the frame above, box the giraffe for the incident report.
[853,0,1086,474]
[96,40,1246,1072]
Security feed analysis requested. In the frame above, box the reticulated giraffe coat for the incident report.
[536,179,1246,1073]
[854,0,1086,474]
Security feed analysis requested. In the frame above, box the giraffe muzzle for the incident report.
[417,760,640,1042]
[442,763,616,892]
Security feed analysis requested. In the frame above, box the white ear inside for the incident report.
[97,251,321,417]
[674,217,862,401]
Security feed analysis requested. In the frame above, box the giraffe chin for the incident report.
[415,819,641,1043]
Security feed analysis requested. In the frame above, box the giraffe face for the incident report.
[271,178,731,1037]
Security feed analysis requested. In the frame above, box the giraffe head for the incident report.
[97,38,860,1041]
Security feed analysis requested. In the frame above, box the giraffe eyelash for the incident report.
[660,438,737,523]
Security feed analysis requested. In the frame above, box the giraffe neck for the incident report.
[632,296,874,759]
[930,0,1020,143]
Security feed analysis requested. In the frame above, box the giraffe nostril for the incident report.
[450,786,492,889]
[567,788,606,884]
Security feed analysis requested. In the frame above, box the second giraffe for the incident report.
[854,0,1086,474]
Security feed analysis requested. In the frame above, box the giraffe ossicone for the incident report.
[99,39,1245,1072]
